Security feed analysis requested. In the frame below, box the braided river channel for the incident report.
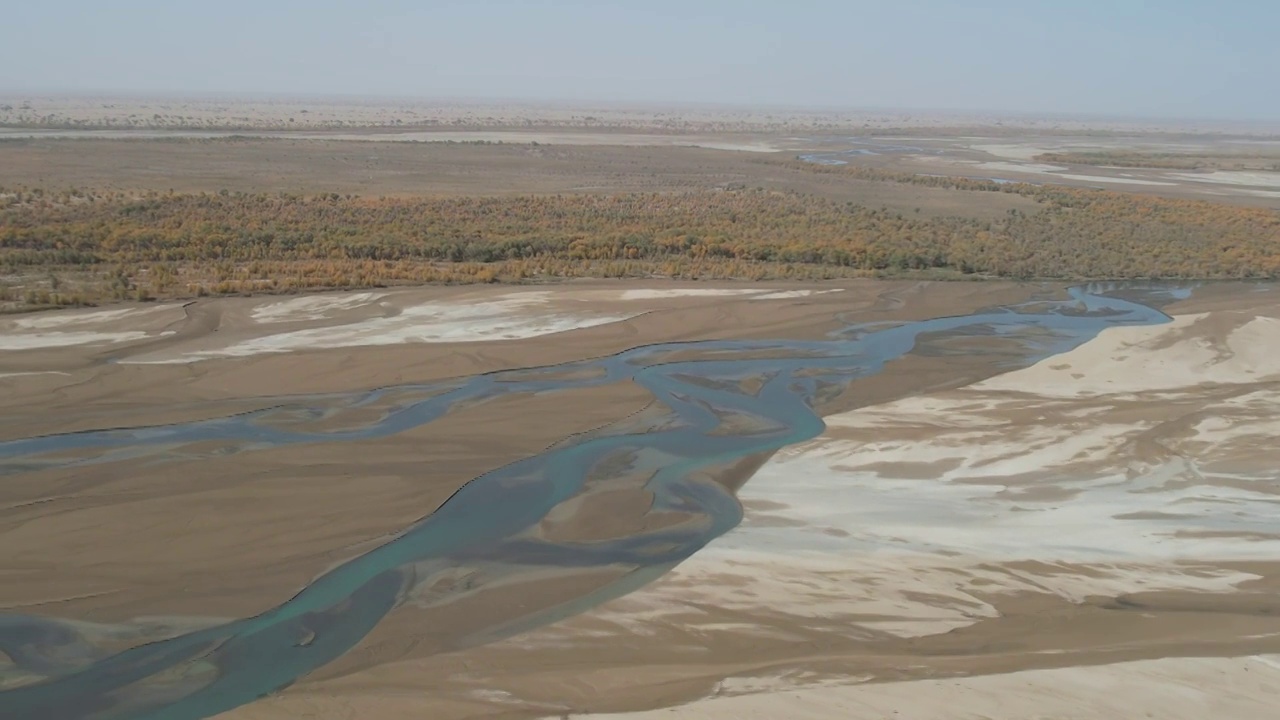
[0,284,1185,719]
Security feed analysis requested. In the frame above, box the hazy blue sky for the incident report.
[2,0,1275,120]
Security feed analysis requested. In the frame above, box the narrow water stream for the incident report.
[0,284,1181,720]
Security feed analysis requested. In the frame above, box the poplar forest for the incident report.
[2,164,1278,310]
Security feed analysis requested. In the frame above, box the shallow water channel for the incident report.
[0,284,1181,719]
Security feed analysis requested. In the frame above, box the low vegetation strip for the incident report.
[2,181,1278,309]
[1034,151,1280,172]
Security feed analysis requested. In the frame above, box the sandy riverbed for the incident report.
[223,282,1280,720]
[2,281,1278,719]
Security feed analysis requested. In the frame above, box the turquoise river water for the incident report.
[0,284,1187,720]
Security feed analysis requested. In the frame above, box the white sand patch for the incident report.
[1252,655,1280,670]
[683,141,782,153]
[601,308,1280,639]
[1,305,184,350]
[1168,171,1280,188]
[0,331,153,350]
[1187,387,1280,446]
[609,441,1268,637]
[126,294,637,362]
[713,671,868,697]
[11,308,136,330]
[0,371,70,379]
[821,420,1142,479]
[734,444,1280,563]
[250,292,386,323]
[608,551,1000,635]
[469,689,523,705]
[9,305,174,330]
[748,289,845,301]
[570,656,1280,720]
[973,160,1066,175]
[978,313,1280,397]
[604,548,1251,640]
[1054,173,1178,186]
[619,557,1249,640]
[617,289,766,301]
[971,162,1179,185]
[971,144,1058,160]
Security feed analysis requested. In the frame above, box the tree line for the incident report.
[1033,151,1280,172]
[2,179,1278,309]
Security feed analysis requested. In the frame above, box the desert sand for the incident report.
[572,656,1280,720]
[4,104,1279,209]
[2,280,1278,719]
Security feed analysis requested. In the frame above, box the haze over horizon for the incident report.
[2,0,1277,122]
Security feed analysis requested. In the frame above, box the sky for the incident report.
[1,0,1276,121]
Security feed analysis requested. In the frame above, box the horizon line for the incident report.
[2,88,1279,127]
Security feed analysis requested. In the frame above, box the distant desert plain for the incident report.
[2,97,1280,720]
